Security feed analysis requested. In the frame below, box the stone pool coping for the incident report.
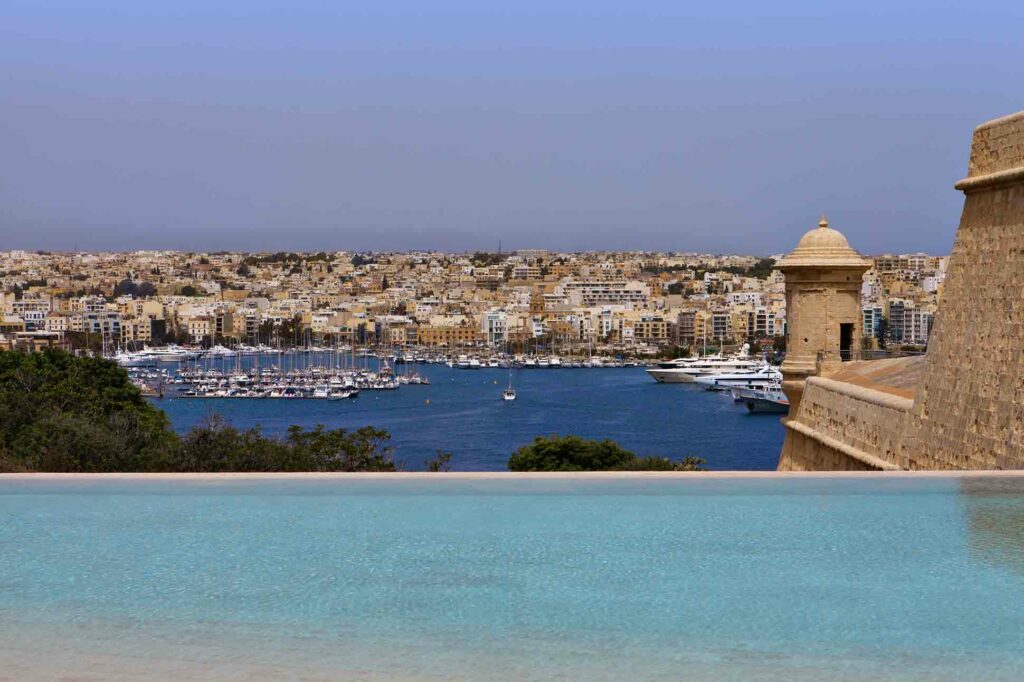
[3,470,1024,480]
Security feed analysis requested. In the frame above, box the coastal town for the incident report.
[1,241,943,357]
[6,0,1024,676]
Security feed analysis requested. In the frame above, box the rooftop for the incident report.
[777,216,873,270]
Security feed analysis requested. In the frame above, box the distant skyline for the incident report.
[2,2,1022,255]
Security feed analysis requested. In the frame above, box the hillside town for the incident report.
[0,245,944,356]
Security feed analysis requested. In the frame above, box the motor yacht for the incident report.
[732,383,789,413]
[694,365,782,391]
[646,356,764,383]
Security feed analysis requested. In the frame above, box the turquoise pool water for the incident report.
[2,475,1024,680]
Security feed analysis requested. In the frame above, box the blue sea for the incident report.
[154,363,785,470]
[2,475,1024,680]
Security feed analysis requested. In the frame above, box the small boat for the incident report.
[328,388,358,400]
[733,384,789,413]
[502,341,516,400]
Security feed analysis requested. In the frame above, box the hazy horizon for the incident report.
[0,245,949,258]
[3,2,1022,255]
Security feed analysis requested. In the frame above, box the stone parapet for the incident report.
[778,377,912,471]
[965,111,1024,179]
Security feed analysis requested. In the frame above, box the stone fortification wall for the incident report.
[904,112,1024,469]
[777,110,1024,471]
[778,377,911,471]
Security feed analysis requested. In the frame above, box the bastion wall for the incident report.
[779,111,1024,471]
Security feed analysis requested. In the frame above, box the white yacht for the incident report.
[112,350,155,367]
[134,344,203,363]
[646,355,764,383]
[694,365,781,391]
[732,383,789,413]
[205,344,236,357]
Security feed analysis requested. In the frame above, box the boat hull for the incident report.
[742,396,789,413]
[646,369,698,383]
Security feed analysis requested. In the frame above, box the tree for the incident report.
[471,252,509,267]
[116,279,156,298]
[135,281,157,297]
[113,278,136,297]
[876,317,890,349]
[0,349,176,472]
[176,418,396,472]
[425,450,453,472]
[237,262,251,277]
[180,285,201,297]
[507,435,704,472]
[0,350,402,473]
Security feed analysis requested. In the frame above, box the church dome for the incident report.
[777,216,871,268]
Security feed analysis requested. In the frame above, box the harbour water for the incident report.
[154,362,785,470]
[2,475,1024,680]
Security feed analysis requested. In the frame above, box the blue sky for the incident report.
[1,1,1021,254]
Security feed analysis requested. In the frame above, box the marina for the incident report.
[153,357,786,471]
[120,344,667,399]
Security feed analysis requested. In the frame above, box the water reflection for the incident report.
[961,477,1024,573]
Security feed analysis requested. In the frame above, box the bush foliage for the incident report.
[0,350,397,472]
[1,351,703,474]
[507,435,705,472]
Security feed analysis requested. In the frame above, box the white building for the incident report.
[481,310,507,346]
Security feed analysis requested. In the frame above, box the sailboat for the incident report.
[502,338,517,401]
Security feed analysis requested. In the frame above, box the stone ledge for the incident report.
[955,166,1024,194]
[784,418,903,471]
[807,376,916,412]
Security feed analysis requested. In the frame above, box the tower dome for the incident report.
[777,216,871,269]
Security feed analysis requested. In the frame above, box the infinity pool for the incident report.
[2,474,1024,680]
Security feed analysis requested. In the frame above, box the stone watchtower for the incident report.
[777,217,872,414]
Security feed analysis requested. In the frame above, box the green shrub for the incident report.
[0,350,397,472]
[507,435,704,472]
